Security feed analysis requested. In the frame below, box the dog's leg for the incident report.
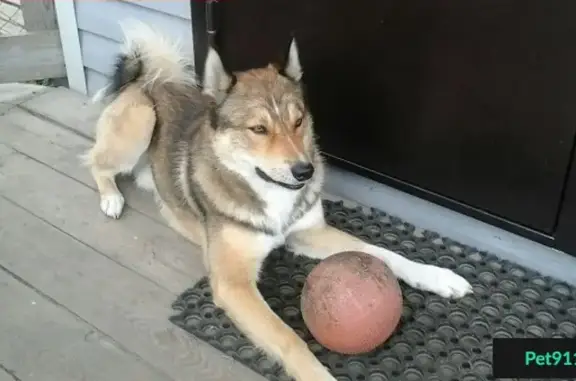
[209,224,337,381]
[286,202,473,299]
[157,203,212,269]
[82,86,156,219]
[90,166,125,219]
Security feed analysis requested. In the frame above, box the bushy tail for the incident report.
[95,19,196,102]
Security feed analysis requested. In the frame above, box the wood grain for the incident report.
[0,266,171,381]
[0,83,48,107]
[0,142,201,294]
[0,196,264,381]
[0,32,65,83]
[19,87,102,138]
[20,0,58,31]
[0,366,18,381]
[0,85,266,380]
[1,106,163,222]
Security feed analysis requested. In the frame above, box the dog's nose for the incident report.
[291,161,315,181]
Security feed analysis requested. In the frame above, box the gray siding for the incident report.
[74,0,194,96]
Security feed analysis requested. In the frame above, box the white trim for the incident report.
[54,0,87,94]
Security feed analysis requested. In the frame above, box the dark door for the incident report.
[195,0,576,237]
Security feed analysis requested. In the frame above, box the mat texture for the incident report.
[170,199,576,381]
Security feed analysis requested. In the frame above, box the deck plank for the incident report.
[0,85,266,381]
[0,83,48,116]
[19,86,102,137]
[0,140,203,294]
[0,267,169,381]
[1,106,164,224]
[0,83,47,104]
[0,196,263,381]
[0,367,17,381]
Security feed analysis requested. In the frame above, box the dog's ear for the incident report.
[202,47,234,99]
[282,38,303,82]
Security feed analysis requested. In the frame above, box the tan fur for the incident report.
[215,65,313,168]
[83,21,472,381]
[82,86,156,217]
[85,86,156,172]
[208,224,334,381]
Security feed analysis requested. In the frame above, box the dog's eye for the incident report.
[249,125,268,135]
[294,117,303,128]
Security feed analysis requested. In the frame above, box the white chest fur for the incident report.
[260,184,302,233]
[255,184,324,255]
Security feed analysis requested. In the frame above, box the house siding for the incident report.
[73,0,194,96]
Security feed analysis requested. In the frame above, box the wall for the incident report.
[73,0,194,96]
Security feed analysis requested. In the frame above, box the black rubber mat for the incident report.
[170,199,576,381]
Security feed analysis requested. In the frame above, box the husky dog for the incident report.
[83,20,472,381]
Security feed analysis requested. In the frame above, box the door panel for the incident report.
[209,0,576,234]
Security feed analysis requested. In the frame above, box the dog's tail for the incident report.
[98,19,196,101]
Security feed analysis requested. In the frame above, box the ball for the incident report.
[300,251,403,354]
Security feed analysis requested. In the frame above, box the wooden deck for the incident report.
[0,84,265,381]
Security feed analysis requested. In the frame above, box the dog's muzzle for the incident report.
[255,167,307,190]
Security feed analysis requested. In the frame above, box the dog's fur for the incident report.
[83,20,473,381]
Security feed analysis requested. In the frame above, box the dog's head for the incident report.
[203,40,317,191]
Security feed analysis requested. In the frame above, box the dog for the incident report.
[83,20,472,381]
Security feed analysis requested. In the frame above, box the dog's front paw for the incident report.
[405,264,472,299]
[100,192,125,219]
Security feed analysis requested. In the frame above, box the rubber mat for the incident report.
[170,199,576,381]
